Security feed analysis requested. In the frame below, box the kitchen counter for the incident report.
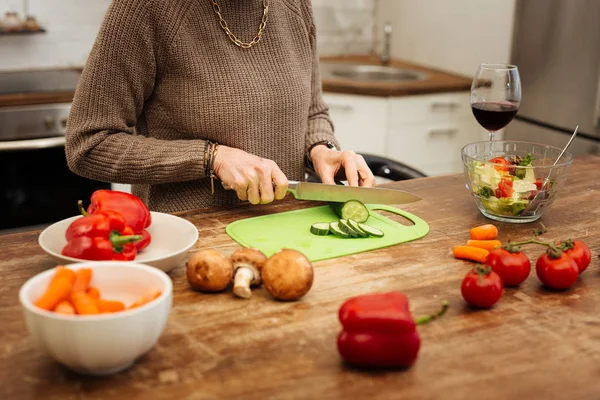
[320,55,472,97]
[0,57,471,108]
[1,156,599,400]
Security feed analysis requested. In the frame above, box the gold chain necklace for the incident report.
[210,0,269,49]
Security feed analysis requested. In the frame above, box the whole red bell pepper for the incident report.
[62,212,143,261]
[80,190,152,251]
[337,292,448,369]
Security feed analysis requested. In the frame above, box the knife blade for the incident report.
[222,180,421,204]
[287,181,421,204]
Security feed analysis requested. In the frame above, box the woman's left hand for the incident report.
[310,146,376,187]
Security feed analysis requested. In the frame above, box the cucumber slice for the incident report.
[358,223,384,238]
[329,222,350,238]
[330,200,370,223]
[310,222,330,236]
[347,219,368,238]
[339,219,360,238]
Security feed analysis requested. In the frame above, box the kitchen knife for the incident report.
[223,180,421,205]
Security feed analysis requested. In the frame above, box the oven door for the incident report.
[0,136,111,234]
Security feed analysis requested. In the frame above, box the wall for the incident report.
[0,0,111,71]
[376,0,516,77]
[0,0,376,71]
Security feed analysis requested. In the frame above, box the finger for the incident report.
[342,152,359,187]
[258,165,275,205]
[356,156,376,187]
[235,187,248,201]
[271,165,288,200]
[318,167,337,185]
[232,177,248,201]
[246,174,261,205]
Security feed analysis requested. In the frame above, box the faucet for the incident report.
[381,22,392,65]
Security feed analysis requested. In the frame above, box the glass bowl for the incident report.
[461,140,573,223]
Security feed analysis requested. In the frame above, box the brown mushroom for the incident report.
[261,249,314,301]
[186,249,233,292]
[230,248,267,299]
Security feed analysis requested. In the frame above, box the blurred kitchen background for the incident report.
[1,0,599,234]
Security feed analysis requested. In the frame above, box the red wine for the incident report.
[471,102,518,131]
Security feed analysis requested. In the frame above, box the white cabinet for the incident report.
[323,93,389,156]
[325,91,496,176]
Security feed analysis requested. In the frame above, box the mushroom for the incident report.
[231,248,268,299]
[261,249,314,301]
[186,249,233,292]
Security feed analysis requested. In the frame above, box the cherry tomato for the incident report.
[461,265,504,309]
[496,176,514,198]
[486,248,531,286]
[534,178,544,190]
[535,252,579,290]
[489,157,511,172]
[561,240,591,274]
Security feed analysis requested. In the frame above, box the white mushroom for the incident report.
[261,249,314,301]
[186,249,233,292]
[231,248,268,299]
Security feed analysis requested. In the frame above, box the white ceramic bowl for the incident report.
[19,262,173,376]
[38,211,199,272]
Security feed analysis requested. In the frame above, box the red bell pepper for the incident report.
[84,190,151,233]
[337,292,448,369]
[62,212,143,261]
[80,190,152,251]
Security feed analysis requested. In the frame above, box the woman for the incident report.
[66,0,375,213]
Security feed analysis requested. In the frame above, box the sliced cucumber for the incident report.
[347,219,368,238]
[330,200,370,223]
[329,221,350,238]
[310,222,330,236]
[339,219,361,238]
[358,223,384,238]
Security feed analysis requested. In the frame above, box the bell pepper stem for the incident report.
[415,300,449,326]
[109,231,143,252]
[78,200,88,216]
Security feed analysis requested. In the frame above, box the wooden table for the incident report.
[2,157,600,400]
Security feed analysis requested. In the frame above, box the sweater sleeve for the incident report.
[65,0,207,185]
[304,3,341,154]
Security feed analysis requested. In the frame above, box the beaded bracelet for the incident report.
[204,141,220,195]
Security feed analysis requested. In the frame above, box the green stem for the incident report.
[78,200,88,216]
[109,231,142,252]
[415,300,449,325]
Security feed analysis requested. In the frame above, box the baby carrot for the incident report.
[470,224,499,240]
[34,267,76,311]
[466,240,502,251]
[453,246,489,263]
[86,286,101,299]
[53,300,76,315]
[71,292,99,315]
[71,268,93,294]
[97,299,126,313]
[129,290,162,310]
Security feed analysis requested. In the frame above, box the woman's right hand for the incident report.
[212,145,288,205]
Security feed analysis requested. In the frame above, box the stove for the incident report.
[0,69,111,234]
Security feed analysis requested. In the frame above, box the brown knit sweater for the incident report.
[66,0,339,213]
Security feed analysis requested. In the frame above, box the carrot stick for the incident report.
[87,286,101,299]
[71,268,93,294]
[453,246,489,263]
[129,290,162,310]
[470,224,499,240]
[71,292,99,315]
[97,299,126,313]
[466,240,502,251]
[53,300,76,315]
[34,267,76,311]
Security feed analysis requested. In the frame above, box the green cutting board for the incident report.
[226,204,429,261]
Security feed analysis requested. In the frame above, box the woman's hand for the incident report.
[310,146,376,187]
[213,145,288,205]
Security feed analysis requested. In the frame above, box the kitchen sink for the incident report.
[320,62,428,83]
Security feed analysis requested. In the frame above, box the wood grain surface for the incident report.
[320,55,472,97]
[1,156,599,400]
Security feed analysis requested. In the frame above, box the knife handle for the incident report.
[221,181,300,191]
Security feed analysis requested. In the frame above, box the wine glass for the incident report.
[470,64,522,143]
